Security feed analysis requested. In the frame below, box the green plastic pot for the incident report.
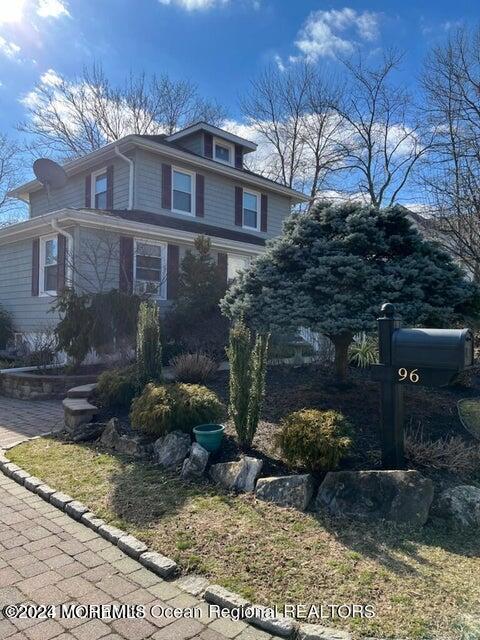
[193,423,225,453]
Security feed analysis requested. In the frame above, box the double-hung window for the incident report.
[227,254,251,281]
[92,169,108,209]
[243,190,260,230]
[214,138,234,165]
[172,168,195,216]
[39,235,58,295]
[134,240,167,300]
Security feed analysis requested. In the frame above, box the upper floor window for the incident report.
[243,190,259,230]
[39,234,58,295]
[134,239,167,300]
[214,138,234,166]
[92,169,108,209]
[172,167,195,216]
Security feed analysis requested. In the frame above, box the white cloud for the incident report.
[36,0,70,19]
[0,36,21,59]
[0,1,27,25]
[274,54,286,72]
[158,0,229,10]
[293,8,380,61]
[40,68,63,87]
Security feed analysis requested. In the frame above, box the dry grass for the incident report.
[7,436,480,640]
[170,352,218,384]
[405,426,480,478]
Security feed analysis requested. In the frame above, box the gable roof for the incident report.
[8,132,308,204]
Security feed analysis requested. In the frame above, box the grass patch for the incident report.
[8,437,480,640]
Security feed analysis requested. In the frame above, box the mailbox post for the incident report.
[378,303,405,469]
[372,303,474,470]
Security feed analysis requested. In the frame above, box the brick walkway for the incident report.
[0,397,64,448]
[0,473,275,639]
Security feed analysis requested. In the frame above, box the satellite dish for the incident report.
[33,158,67,197]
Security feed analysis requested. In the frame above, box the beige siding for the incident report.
[176,132,204,155]
[29,156,132,217]
[0,237,59,333]
[133,149,291,240]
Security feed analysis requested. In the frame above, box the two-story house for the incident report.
[1,122,308,345]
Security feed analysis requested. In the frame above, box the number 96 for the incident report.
[398,368,419,383]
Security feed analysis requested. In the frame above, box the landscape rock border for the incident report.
[0,438,356,640]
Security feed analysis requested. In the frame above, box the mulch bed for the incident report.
[208,364,480,477]
[101,362,480,481]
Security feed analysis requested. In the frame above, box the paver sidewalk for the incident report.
[0,472,275,640]
[0,397,63,448]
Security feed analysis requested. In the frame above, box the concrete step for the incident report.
[67,383,97,399]
[63,398,98,431]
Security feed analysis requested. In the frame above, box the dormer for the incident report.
[165,122,257,170]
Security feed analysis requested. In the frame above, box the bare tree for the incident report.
[333,51,431,207]
[421,27,480,280]
[71,232,121,294]
[68,231,167,298]
[0,134,26,227]
[240,63,345,199]
[19,64,227,160]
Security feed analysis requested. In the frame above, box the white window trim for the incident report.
[213,137,234,166]
[134,238,168,301]
[242,189,261,231]
[227,253,251,281]
[171,166,196,217]
[91,167,108,209]
[39,233,59,297]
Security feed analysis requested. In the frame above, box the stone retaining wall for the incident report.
[0,370,98,400]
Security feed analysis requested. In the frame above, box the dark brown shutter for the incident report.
[85,174,91,208]
[204,133,213,159]
[261,194,268,232]
[119,236,134,294]
[162,163,172,210]
[235,186,243,227]
[217,252,228,284]
[106,165,114,209]
[57,234,67,293]
[196,174,205,218]
[167,244,180,300]
[31,238,39,297]
[234,144,243,169]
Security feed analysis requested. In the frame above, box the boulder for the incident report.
[256,474,315,511]
[432,485,480,528]
[209,456,263,492]
[154,431,191,469]
[71,421,105,443]
[316,470,434,527]
[181,443,209,479]
[100,418,153,458]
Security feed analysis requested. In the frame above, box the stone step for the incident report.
[63,398,99,431]
[67,383,97,399]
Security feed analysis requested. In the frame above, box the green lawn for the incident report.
[8,437,480,640]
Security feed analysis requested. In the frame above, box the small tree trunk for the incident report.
[332,334,352,382]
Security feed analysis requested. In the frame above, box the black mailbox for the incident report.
[391,328,474,372]
[372,303,475,470]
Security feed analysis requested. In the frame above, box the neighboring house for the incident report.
[1,122,307,345]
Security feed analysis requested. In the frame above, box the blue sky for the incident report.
[0,0,477,140]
